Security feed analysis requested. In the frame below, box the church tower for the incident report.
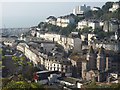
[86,46,97,71]
[97,46,106,71]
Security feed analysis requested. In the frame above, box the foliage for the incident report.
[110,83,120,88]
[59,24,76,36]
[80,27,92,34]
[0,48,2,54]
[37,1,120,36]
[85,80,98,88]
[27,62,33,66]
[102,2,114,13]
[2,80,43,89]
[84,80,120,88]
[3,81,31,89]
[47,24,60,33]
[84,10,93,19]
[2,78,11,87]
[30,82,43,88]
[20,56,26,61]
[2,56,6,61]
[84,1,120,20]
[12,56,19,62]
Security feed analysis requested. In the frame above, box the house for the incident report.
[77,20,100,30]
[88,20,100,30]
[109,3,119,12]
[77,20,88,30]
[93,39,120,53]
[39,32,82,53]
[34,71,61,84]
[45,56,72,77]
[56,15,75,27]
[67,32,82,53]
[45,16,57,25]
[16,40,72,76]
[70,54,86,78]
[103,19,119,32]
[1,37,18,47]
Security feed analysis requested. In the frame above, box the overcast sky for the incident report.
[0,0,119,28]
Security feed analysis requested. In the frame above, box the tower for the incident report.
[97,46,106,71]
[86,46,97,71]
[115,29,120,40]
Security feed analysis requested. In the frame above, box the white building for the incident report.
[88,21,100,30]
[16,41,72,76]
[17,42,40,66]
[77,20,88,30]
[88,33,96,45]
[77,20,100,30]
[45,16,57,25]
[40,41,55,53]
[67,32,82,53]
[73,6,84,16]
[103,20,119,32]
[1,37,17,47]
[39,32,82,53]
[45,57,72,77]
[39,33,61,42]
[17,43,27,54]
[56,15,75,27]
[109,3,119,12]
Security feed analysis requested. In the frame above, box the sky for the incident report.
[0,0,119,28]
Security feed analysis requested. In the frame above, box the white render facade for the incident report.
[109,3,119,12]
[44,58,72,76]
[16,42,72,76]
[39,33,82,53]
[56,16,75,27]
[77,20,100,30]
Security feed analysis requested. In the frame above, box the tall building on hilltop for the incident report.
[72,4,91,16]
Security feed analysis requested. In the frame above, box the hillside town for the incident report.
[1,1,120,89]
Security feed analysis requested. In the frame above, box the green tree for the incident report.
[84,10,93,18]
[20,56,26,61]
[80,27,92,34]
[2,56,6,61]
[2,81,43,89]
[102,2,114,13]
[12,56,19,62]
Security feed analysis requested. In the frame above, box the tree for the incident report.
[80,27,92,34]
[2,81,44,89]
[102,2,114,13]
[2,56,6,61]
[12,56,19,62]
[59,24,76,36]
[20,56,26,61]
[84,10,93,19]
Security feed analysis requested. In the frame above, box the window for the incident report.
[50,67,52,70]
[65,66,67,72]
